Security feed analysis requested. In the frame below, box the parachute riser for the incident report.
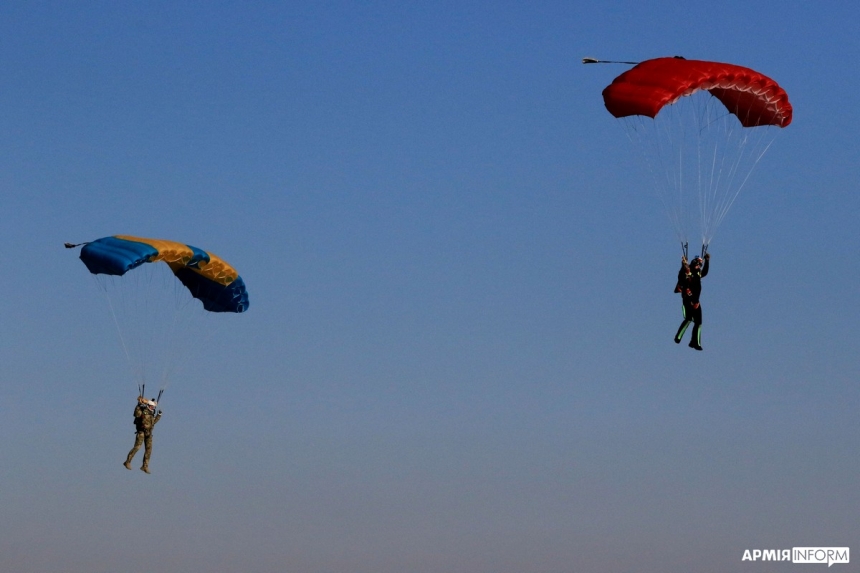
[681,242,708,261]
[156,389,164,415]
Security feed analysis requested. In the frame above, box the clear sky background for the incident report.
[2,2,858,572]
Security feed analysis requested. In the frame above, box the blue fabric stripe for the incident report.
[80,237,159,276]
[185,244,210,269]
[172,268,250,313]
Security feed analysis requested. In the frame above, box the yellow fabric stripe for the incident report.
[115,235,239,286]
[168,253,239,286]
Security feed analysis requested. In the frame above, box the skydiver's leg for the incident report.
[125,432,143,469]
[688,324,702,350]
[675,305,691,343]
[688,308,703,350]
[675,320,691,343]
[141,435,153,473]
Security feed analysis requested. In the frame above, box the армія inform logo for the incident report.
[742,547,849,566]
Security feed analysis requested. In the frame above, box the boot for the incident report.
[123,461,132,470]
[141,465,151,474]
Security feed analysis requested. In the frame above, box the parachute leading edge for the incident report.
[80,236,249,313]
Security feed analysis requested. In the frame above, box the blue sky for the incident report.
[1,2,858,572]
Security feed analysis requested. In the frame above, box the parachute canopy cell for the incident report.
[602,57,792,128]
[80,236,249,313]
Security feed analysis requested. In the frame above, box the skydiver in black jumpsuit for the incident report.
[674,253,709,350]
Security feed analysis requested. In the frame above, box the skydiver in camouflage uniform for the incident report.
[674,252,710,350]
[124,396,162,474]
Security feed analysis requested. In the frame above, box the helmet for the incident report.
[690,256,703,267]
[145,399,157,411]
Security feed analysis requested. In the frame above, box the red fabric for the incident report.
[602,57,792,127]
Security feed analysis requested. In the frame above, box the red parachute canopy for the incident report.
[602,57,792,128]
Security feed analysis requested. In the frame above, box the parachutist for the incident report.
[124,396,162,474]
[673,252,710,350]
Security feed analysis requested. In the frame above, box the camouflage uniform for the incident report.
[124,402,161,473]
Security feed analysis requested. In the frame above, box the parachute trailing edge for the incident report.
[602,57,792,128]
[79,236,249,313]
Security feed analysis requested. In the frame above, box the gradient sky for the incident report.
[2,2,858,572]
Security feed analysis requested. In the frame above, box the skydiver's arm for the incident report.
[676,258,691,292]
[675,270,686,293]
[701,257,709,278]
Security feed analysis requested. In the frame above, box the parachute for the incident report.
[80,236,249,313]
[71,235,249,393]
[600,57,792,254]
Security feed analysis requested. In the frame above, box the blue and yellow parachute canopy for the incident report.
[79,236,249,313]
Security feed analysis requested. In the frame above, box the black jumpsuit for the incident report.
[674,258,708,348]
